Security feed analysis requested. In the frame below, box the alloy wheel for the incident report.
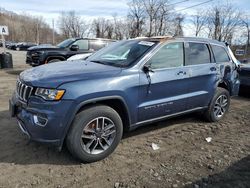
[213,94,228,118]
[80,117,116,155]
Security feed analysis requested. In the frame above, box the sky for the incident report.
[0,0,250,35]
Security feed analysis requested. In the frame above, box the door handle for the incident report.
[210,67,217,71]
[177,71,186,75]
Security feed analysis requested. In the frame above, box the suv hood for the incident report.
[20,61,122,88]
[28,45,63,51]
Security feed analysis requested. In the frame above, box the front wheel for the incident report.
[66,105,123,163]
[204,88,230,122]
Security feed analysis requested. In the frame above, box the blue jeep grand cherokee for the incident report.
[10,37,240,162]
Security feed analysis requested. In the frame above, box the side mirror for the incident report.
[143,64,154,73]
[70,45,79,51]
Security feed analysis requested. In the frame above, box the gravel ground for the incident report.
[0,48,249,188]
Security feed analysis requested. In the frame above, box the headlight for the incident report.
[35,88,65,101]
[32,51,44,56]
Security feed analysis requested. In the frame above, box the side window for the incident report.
[73,40,89,50]
[185,42,211,66]
[211,45,230,62]
[147,42,184,69]
[89,40,108,51]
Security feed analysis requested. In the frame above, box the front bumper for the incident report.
[26,54,43,66]
[10,91,75,147]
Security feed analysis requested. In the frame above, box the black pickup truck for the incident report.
[26,38,114,66]
[239,64,250,88]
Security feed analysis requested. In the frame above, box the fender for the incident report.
[59,95,131,148]
[216,79,231,94]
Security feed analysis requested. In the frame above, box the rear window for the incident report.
[211,45,230,62]
[185,42,211,66]
[89,40,109,51]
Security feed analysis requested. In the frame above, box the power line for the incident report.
[176,0,214,11]
[167,0,190,7]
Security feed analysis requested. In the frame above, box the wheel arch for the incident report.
[60,96,131,148]
[45,56,66,63]
[217,80,231,95]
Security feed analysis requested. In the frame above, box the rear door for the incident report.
[138,41,190,122]
[211,44,240,96]
[184,42,218,109]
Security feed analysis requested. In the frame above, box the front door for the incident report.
[138,42,190,122]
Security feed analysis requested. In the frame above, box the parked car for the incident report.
[16,42,37,51]
[10,37,240,162]
[239,64,250,88]
[6,42,17,50]
[67,53,93,61]
[26,38,114,66]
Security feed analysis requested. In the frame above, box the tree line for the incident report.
[0,7,61,44]
[0,0,249,46]
[59,0,185,40]
[59,0,249,46]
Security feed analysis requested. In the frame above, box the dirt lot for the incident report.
[0,48,249,188]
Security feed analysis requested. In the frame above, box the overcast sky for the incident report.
[0,0,249,35]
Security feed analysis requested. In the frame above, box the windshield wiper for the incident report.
[90,60,125,68]
[90,60,107,65]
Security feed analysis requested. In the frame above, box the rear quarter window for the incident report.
[211,45,230,62]
[89,40,109,51]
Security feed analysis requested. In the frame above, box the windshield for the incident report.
[57,39,74,48]
[87,40,157,67]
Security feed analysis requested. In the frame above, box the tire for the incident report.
[47,59,61,63]
[204,88,230,122]
[66,105,123,163]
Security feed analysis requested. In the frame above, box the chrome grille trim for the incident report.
[16,80,33,102]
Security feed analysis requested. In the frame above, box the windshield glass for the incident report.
[57,39,74,48]
[87,40,157,67]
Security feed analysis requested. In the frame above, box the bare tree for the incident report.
[206,3,241,42]
[173,15,184,37]
[59,11,87,38]
[113,15,128,40]
[241,14,250,47]
[127,0,145,38]
[143,0,169,36]
[92,18,114,39]
[191,10,207,37]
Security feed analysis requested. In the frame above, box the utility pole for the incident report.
[52,19,55,45]
[36,22,40,44]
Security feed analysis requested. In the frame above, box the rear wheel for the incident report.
[66,105,123,163]
[204,88,230,122]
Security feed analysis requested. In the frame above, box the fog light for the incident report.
[33,115,48,127]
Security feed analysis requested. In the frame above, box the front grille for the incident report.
[16,80,33,102]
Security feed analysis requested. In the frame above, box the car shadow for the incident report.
[5,69,24,75]
[122,113,203,139]
[0,95,247,165]
[185,155,250,188]
[0,110,78,165]
[239,86,250,98]
[0,109,202,165]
